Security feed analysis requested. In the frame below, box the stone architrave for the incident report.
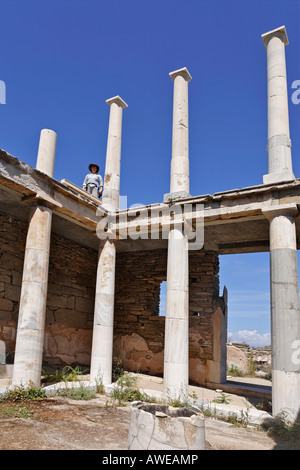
[262,26,295,184]
[263,204,300,422]
[164,68,191,399]
[12,129,57,387]
[90,96,127,385]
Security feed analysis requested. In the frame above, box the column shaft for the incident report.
[164,68,191,398]
[169,68,191,196]
[262,26,294,184]
[13,129,56,386]
[264,205,300,422]
[36,129,57,176]
[164,229,189,398]
[12,205,52,386]
[102,96,127,212]
[90,239,116,384]
[90,96,127,385]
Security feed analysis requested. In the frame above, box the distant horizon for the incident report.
[227,338,271,349]
[227,330,271,348]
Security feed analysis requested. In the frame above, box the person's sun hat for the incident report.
[89,163,99,173]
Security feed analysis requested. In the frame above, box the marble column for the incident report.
[262,26,295,184]
[90,96,127,385]
[169,67,191,198]
[263,204,300,422]
[13,129,57,387]
[164,68,191,399]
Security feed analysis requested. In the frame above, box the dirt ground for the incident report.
[0,394,298,451]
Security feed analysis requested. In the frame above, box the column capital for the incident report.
[106,95,128,109]
[261,25,289,50]
[169,67,192,82]
[262,203,298,220]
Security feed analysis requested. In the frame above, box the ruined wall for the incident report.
[0,211,225,384]
[227,342,271,376]
[0,214,26,363]
[0,211,97,368]
[44,231,97,368]
[113,249,224,385]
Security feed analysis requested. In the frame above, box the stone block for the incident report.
[5,284,21,302]
[0,253,23,270]
[0,298,13,311]
[128,403,205,450]
[75,296,94,314]
[47,293,69,309]
[12,272,22,286]
[163,191,190,203]
[54,309,88,329]
[0,274,11,283]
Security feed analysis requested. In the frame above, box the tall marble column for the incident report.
[13,129,57,387]
[169,67,191,197]
[263,204,300,422]
[164,68,191,399]
[90,96,127,385]
[262,26,295,184]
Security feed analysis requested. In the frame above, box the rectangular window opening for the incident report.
[159,280,167,316]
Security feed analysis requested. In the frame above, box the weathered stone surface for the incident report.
[0,211,224,383]
[0,298,14,312]
[5,284,21,302]
[227,344,249,373]
[262,26,294,185]
[0,211,97,368]
[113,249,224,385]
[128,402,205,450]
[44,324,92,367]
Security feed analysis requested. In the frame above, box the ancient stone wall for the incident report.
[0,212,225,384]
[0,214,26,363]
[44,230,97,368]
[113,249,224,384]
[0,212,97,368]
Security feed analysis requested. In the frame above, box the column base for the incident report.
[163,362,189,400]
[12,328,44,387]
[164,191,190,203]
[263,170,295,185]
[272,369,300,424]
[90,323,113,385]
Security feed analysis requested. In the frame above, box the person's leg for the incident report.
[91,186,98,198]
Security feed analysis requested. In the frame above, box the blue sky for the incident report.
[1,0,300,346]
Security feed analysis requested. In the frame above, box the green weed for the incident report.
[227,363,244,377]
[110,373,157,405]
[0,403,33,419]
[213,393,231,404]
[57,383,96,400]
[0,383,46,402]
[42,365,86,384]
